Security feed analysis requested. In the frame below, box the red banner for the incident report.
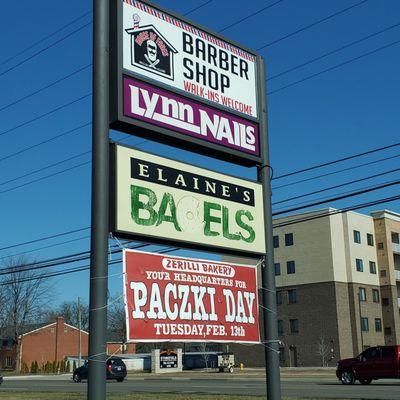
[123,250,260,343]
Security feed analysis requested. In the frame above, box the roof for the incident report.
[125,24,178,53]
[0,322,49,339]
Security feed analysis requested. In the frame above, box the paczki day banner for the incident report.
[123,250,260,343]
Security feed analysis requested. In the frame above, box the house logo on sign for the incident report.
[126,15,177,81]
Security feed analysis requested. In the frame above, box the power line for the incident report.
[0,235,91,262]
[0,137,147,195]
[0,93,91,138]
[0,11,92,67]
[273,177,399,212]
[0,22,92,79]
[268,39,400,95]
[272,167,400,205]
[0,246,179,286]
[273,194,400,229]
[272,153,400,190]
[0,227,90,252]
[0,242,147,276]
[273,142,400,180]
[256,0,369,50]
[0,64,92,113]
[0,160,91,195]
[272,179,400,216]
[219,0,285,33]
[0,152,91,187]
[268,21,400,81]
[184,0,213,15]
[0,122,91,164]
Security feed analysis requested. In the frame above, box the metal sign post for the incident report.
[258,56,282,400]
[88,0,109,399]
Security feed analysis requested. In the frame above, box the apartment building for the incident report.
[224,208,400,367]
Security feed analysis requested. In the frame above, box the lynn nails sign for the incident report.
[110,0,261,166]
[123,76,259,157]
[110,144,266,255]
[123,250,260,343]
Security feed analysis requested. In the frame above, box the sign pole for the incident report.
[88,0,109,399]
[257,56,282,400]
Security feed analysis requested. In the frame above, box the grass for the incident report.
[0,394,264,400]
[0,394,352,400]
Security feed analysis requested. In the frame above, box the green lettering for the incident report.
[222,206,240,240]
[156,192,181,231]
[235,210,255,243]
[204,202,221,237]
[131,185,158,226]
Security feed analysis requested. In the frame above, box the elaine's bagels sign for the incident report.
[110,0,262,166]
[123,76,260,157]
[110,144,266,255]
[123,250,260,343]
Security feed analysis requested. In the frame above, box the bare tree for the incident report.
[1,256,52,372]
[316,336,331,367]
[43,300,89,331]
[197,342,211,369]
[108,294,126,343]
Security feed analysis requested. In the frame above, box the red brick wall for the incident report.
[21,317,88,368]
[106,343,136,355]
[0,347,16,370]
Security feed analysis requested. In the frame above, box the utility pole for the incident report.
[78,297,82,367]
[88,0,109,399]
[258,56,281,400]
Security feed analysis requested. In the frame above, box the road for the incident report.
[2,375,400,399]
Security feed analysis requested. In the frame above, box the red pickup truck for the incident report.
[336,345,400,385]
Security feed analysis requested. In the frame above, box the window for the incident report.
[392,232,400,244]
[382,346,396,358]
[382,298,389,306]
[289,319,299,334]
[287,261,296,274]
[274,263,281,276]
[288,289,297,304]
[278,320,284,335]
[359,287,366,301]
[353,230,361,244]
[276,291,283,305]
[372,289,380,303]
[385,327,392,336]
[6,356,13,368]
[279,347,285,362]
[362,346,379,359]
[369,261,377,274]
[367,233,374,246]
[356,259,364,272]
[375,318,382,332]
[377,242,384,250]
[381,270,387,277]
[285,233,294,246]
[361,317,369,332]
[273,235,279,248]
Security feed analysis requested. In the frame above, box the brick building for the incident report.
[0,317,135,371]
[224,208,400,367]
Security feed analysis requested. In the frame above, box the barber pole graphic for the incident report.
[123,250,260,343]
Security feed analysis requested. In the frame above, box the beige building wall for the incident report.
[225,208,399,367]
[372,210,400,345]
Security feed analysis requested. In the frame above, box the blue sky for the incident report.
[0,0,399,305]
